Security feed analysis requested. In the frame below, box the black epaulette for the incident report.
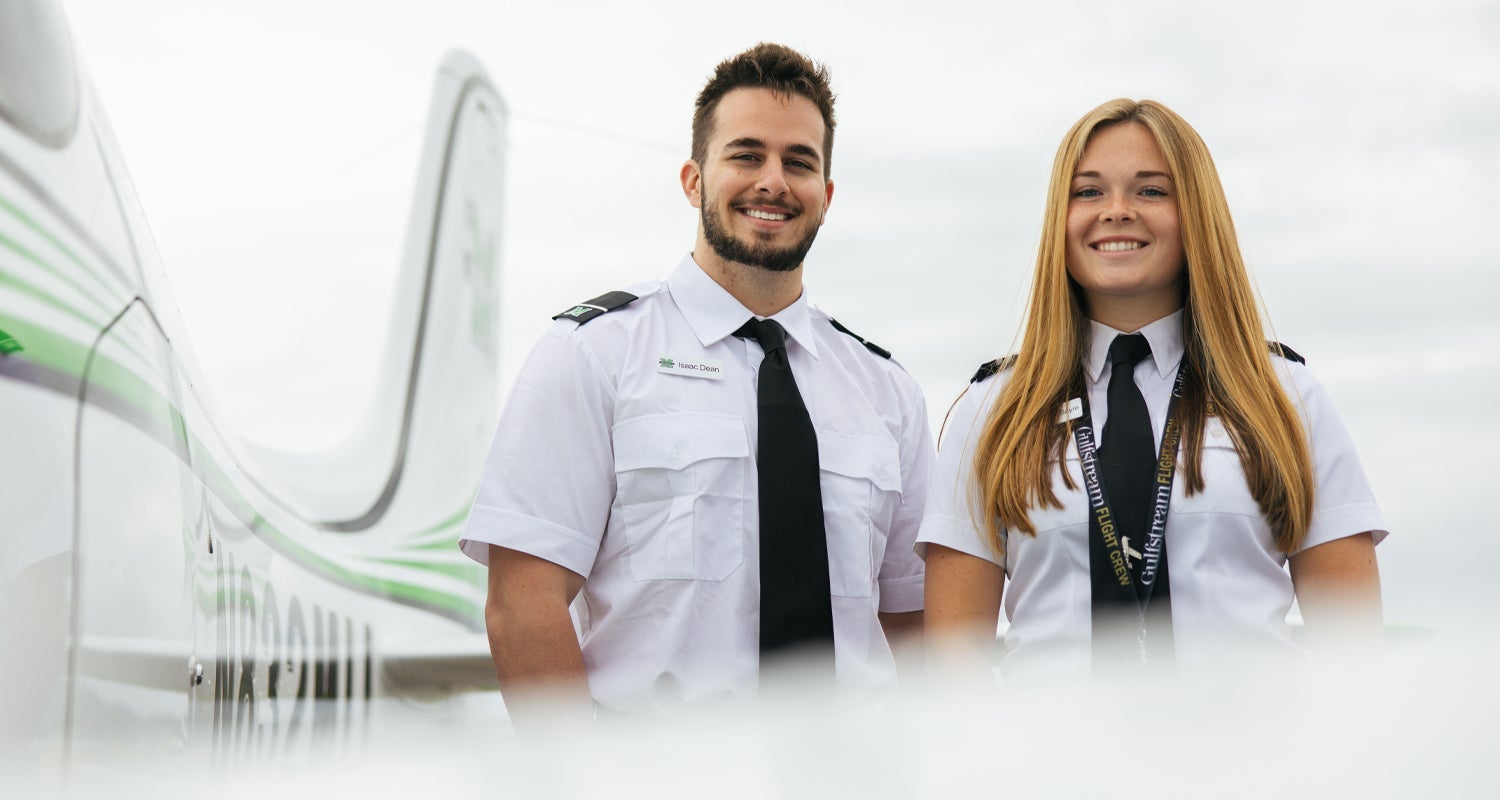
[552,291,639,325]
[828,318,891,359]
[971,354,1018,383]
[1268,341,1305,364]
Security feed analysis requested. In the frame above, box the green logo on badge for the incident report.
[565,306,589,318]
[659,357,675,369]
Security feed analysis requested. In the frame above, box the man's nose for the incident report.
[754,162,789,196]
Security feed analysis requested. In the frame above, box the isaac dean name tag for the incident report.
[657,355,725,380]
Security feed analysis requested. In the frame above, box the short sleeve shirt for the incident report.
[461,254,933,715]
[916,311,1387,684]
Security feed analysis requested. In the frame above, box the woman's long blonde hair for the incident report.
[973,99,1314,555]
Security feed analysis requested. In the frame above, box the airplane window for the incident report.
[0,0,80,148]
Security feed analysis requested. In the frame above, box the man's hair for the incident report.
[691,43,836,178]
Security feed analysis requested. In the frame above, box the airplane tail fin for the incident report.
[246,50,506,541]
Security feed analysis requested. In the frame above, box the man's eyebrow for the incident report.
[1071,170,1173,180]
[786,143,822,163]
[724,137,766,150]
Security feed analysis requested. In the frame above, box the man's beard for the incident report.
[701,202,820,273]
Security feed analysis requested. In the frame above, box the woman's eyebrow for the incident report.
[1071,170,1173,180]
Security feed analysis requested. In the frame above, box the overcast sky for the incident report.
[63,0,1500,627]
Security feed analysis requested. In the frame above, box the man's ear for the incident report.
[680,160,703,209]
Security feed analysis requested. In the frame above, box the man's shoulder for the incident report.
[547,280,668,335]
[809,307,926,408]
[810,307,901,366]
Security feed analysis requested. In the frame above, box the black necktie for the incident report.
[1100,334,1155,553]
[733,318,836,667]
[1091,334,1174,659]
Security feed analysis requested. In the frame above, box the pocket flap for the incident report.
[1205,416,1237,445]
[816,431,902,494]
[613,412,749,472]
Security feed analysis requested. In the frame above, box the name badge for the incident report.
[657,355,724,380]
[1058,397,1083,424]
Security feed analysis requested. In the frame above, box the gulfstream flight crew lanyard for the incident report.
[1073,362,1188,619]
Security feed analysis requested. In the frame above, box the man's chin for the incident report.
[702,206,817,272]
[746,259,803,274]
[719,244,807,273]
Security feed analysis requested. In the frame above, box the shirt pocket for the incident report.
[1028,438,1090,536]
[817,431,902,598]
[1178,417,1262,517]
[613,411,749,581]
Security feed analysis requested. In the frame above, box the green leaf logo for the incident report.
[0,329,21,355]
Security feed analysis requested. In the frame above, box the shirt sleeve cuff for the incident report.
[458,504,601,578]
[1298,502,1389,553]
[878,573,924,613]
[914,513,1005,567]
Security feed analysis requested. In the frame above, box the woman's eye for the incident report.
[1072,187,1101,198]
[1141,187,1169,197]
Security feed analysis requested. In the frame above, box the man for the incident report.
[459,43,931,728]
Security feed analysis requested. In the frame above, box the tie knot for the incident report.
[734,317,788,353]
[1108,333,1152,368]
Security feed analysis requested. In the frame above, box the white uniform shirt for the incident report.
[917,311,1387,684]
[461,254,932,715]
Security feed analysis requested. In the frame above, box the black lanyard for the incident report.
[1073,362,1187,642]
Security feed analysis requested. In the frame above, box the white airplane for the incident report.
[0,0,506,781]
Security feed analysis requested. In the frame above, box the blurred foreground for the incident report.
[11,617,1495,799]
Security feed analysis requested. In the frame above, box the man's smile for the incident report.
[741,207,794,222]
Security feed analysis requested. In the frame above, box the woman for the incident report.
[918,99,1386,684]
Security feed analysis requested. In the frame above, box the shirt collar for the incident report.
[666,253,821,359]
[1084,308,1185,382]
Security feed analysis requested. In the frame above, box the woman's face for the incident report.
[1065,122,1185,330]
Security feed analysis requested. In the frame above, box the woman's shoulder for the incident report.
[969,354,1018,386]
[938,357,1014,442]
[967,355,1021,402]
[1262,341,1350,430]
[1265,340,1323,391]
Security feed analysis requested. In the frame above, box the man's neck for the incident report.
[691,244,804,317]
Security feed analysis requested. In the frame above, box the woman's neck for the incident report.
[1085,298,1183,334]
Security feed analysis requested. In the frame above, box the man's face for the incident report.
[683,87,834,273]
